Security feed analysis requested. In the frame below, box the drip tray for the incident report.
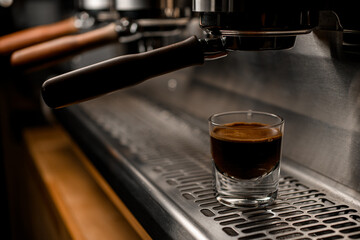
[55,92,360,240]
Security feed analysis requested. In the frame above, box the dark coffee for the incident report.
[210,122,282,180]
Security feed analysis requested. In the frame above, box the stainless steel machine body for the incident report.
[55,29,360,240]
[47,0,360,239]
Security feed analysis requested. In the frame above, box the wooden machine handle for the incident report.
[11,23,118,67]
[0,17,78,55]
[42,36,205,109]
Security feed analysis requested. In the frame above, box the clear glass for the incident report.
[208,110,284,208]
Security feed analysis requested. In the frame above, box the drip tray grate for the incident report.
[65,93,360,240]
[153,149,360,240]
[179,175,360,239]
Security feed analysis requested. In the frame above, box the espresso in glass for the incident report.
[208,111,284,208]
[210,122,282,180]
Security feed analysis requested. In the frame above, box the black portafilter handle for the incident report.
[41,36,209,109]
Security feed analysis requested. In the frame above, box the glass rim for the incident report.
[208,110,284,129]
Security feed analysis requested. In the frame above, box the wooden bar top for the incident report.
[23,125,151,240]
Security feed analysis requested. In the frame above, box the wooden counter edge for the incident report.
[23,124,152,240]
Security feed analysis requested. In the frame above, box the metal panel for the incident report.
[56,92,360,239]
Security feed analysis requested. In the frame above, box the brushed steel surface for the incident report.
[56,91,360,239]
[115,0,155,11]
[193,0,229,12]
[78,0,110,10]
[192,0,316,12]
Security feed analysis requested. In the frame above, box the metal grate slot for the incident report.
[238,233,267,239]
[236,218,282,228]
[300,205,325,210]
[272,206,297,212]
[286,215,312,222]
[269,227,296,235]
[293,220,319,226]
[349,234,360,239]
[68,93,360,240]
[301,225,327,231]
[332,222,357,229]
[293,201,318,206]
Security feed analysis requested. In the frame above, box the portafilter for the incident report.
[42,0,323,109]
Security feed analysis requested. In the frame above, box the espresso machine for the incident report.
[41,0,360,108]
[14,0,360,239]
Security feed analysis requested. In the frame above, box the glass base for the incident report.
[217,190,277,208]
[214,164,280,208]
